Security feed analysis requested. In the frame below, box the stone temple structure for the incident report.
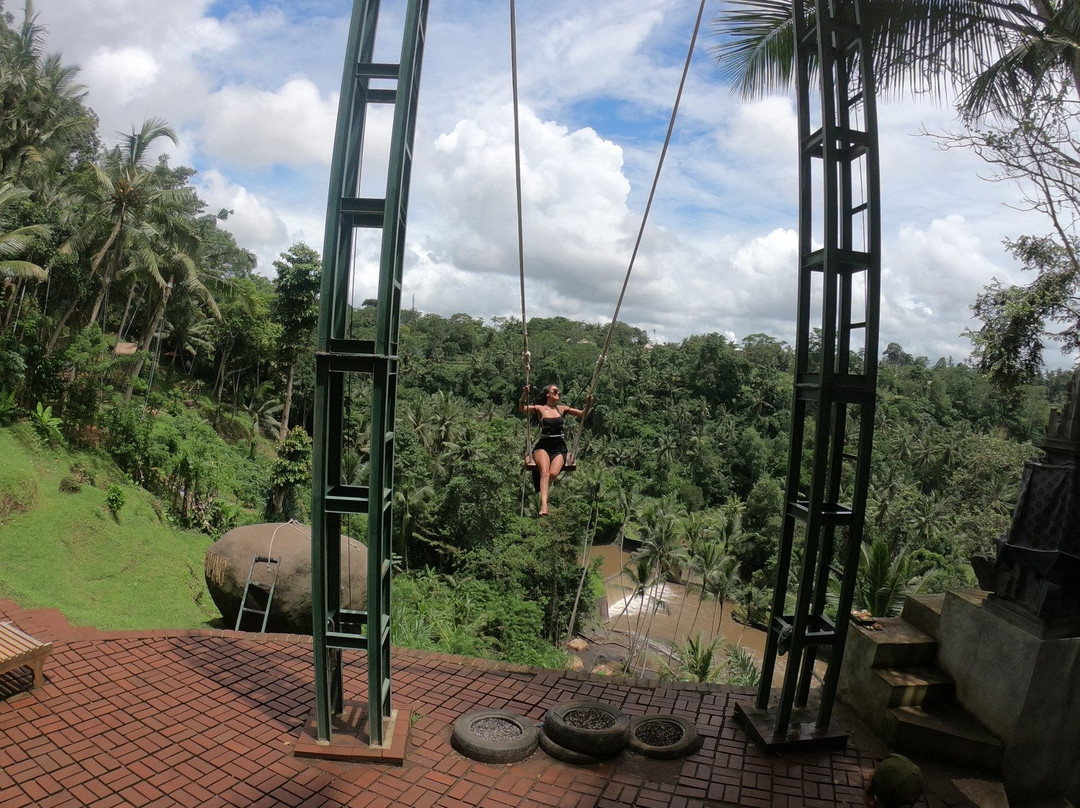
[972,367,1080,629]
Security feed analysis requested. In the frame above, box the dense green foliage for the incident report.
[0,5,1066,673]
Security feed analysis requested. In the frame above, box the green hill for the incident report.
[0,425,221,630]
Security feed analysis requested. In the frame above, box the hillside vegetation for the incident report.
[0,424,219,630]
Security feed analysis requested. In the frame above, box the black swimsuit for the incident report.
[533,413,568,460]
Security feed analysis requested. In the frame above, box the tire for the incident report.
[451,710,539,764]
[627,715,701,759]
[538,727,611,765]
[543,701,630,757]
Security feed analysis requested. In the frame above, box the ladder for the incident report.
[235,555,281,633]
[310,0,430,747]
[746,0,881,740]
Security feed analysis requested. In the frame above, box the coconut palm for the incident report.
[688,537,727,638]
[0,184,48,284]
[703,553,742,642]
[634,495,689,582]
[613,553,664,673]
[394,477,434,571]
[0,2,94,183]
[721,642,762,687]
[711,0,1080,121]
[49,118,187,350]
[566,465,607,637]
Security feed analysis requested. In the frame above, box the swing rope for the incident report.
[567,0,707,465]
[512,0,707,467]
[510,0,535,468]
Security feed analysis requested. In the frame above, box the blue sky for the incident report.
[26,0,1065,366]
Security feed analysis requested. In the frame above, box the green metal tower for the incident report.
[737,0,881,746]
[310,0,429,747]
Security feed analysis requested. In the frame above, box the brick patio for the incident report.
[0,597,1000,808]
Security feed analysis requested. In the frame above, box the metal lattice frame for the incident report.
[309,0,877,749]
[748,0,881,739]
[310,0,429,746]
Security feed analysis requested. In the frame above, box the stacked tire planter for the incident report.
[540,701,630,765]
[450,702,702,766]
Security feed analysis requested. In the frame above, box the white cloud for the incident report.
[880,215,1018,359]
[421,102,633,301]
[195,170,289,271]
[81,47,161,106]
[201,78,337,167]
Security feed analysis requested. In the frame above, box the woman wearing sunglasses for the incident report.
[519,384,592,515]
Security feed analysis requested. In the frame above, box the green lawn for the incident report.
[0,426,222,630]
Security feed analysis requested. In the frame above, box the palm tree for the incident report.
[703,553,741,643]
[662,632,724,683]
[566,466,607,638]
[0,187,48,275]
[394,477,434,571]
[711,0,1080,121]
[0,183,49,329]
[721,642,762,687]
[688,537,726,637]
[854,538,931,617]
[0,2,93,184]
[48,118,185,350]
[612,553,663,673]
[635,495,689,582]
[124,240,221,401]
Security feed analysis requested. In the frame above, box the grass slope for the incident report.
[0,425,221,630]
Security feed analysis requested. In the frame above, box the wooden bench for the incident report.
[0,621,52,691]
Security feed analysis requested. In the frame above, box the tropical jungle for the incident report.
[1,3,1076,685]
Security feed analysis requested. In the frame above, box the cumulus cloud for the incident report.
[880,215,1018,359]
[201,78,338,167]
[81,47,161,106]
[194,170,290,271]
[420,102,633,300]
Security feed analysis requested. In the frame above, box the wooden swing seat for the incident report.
[524,453,576,472]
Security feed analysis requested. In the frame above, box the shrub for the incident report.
[0,389,17,426]
[59,476,82,494]
[105,484,126,519]
[29,402,63,445]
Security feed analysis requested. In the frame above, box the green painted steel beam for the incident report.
[311,0,429,747]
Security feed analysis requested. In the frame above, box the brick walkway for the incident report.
[0,598,993,808]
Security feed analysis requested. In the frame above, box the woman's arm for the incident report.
[562,395,594,420]
[519,386,532,414]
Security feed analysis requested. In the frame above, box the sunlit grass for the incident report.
[0,426,221,630]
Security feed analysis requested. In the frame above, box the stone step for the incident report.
[874,666,954,708]
[890,703,1003,774]
[901,593,945,639]
[860,617,938,668]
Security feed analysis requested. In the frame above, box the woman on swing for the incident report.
[519,384,592,515]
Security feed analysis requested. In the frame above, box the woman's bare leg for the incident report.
[540,454,566,515]
[535,450,552,514]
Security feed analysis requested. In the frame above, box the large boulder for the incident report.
[204,521,368,634]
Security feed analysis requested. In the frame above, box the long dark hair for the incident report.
[535,384,559,405]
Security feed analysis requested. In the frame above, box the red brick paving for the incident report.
[0,597,989,807]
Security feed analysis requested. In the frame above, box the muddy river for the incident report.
[588,543,769,671]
